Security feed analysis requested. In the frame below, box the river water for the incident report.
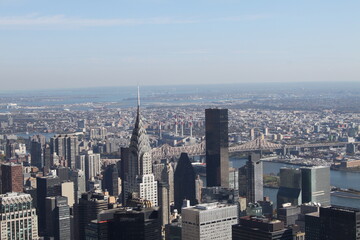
[230,158,360,209]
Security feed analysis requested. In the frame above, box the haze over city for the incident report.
[1,0,360,90]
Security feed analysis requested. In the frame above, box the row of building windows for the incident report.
[1,211,33,220]
[0,202,32,213]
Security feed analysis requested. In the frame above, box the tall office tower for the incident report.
[31,140,43,169]
[36,176,61,235]
[305,206,360,240]
[238,153,263,203]
[229,167,239,191]
[162,162,174,203]
[301,166,330,206]
[50,134,78,169]
[277,168,302,209]
[76,154,85,172]
[120,147,130,204]
[84,150,101,185]
[1,163,23,194]
[69,169,86,204]
[111,207,162,240]
[0,192,39,240]
[232,216,294,240]
[182,202,238,240]
[61,181,75,207]
[45,196,71,240]
[73,191,109,240]
[43,144,52,173]
[5,140,16,159]
[174,153,196,212]
[158,182,170,227]
[103,164,119,196]
[153,160,174,204]
[123,88,158,206]
[205,108,229,188]
[238,166,247,197]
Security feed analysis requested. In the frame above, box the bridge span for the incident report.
[151,138,353,160]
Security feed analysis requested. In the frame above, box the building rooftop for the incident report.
[184,202,234,211]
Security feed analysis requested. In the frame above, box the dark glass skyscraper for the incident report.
[277,168,302,209]
[205,108,229,188]
[238,153,263,203]
[36,176,61,235]
[73,191,109,240]
[174,153,196,212]
[30,140,43,169]
[103,164,119,196]
[45,196,71,240]
[305,206,360,240]
[301,166,330,206]
[111,207,162,240]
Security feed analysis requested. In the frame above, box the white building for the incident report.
[0,192,39,240]
[182,202,238,240]
[84,150,101,180]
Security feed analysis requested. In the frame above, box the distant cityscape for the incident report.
[0,83,360,239]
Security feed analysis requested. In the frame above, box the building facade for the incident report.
[277,168,302,209]
[301,166,330,206]
[238,153,263,203]
[232,216,294,240]
[1,163,23,194]
[205,108,229,188]
[123,89,158,206]
[182,202,238,240]
[50,134,78,169]
[0,192,39,240]
[305,206,360,240]
[174,153,196,212]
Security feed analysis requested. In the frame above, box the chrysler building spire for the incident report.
[124,87,158,206]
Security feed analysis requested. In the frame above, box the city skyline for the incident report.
[1,0,360,90]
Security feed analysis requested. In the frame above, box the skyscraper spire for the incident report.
[137,85,140,108]
[123,86,158,206]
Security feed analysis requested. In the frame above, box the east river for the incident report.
[230,158,360,209]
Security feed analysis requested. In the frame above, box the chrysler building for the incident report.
[124,87,158,206]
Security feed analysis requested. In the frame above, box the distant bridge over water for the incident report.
[151,138,352,159]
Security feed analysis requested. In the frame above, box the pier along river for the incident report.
[230,158,360,209]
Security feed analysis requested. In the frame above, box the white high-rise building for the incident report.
[0,192,39,240]
[84,150,101,181]
[182,202,238,240]
[124,87,158,206]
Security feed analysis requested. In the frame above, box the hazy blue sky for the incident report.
[0,0,359,90]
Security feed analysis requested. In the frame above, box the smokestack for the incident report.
[159,122,162,139]
[175,121,178,136]
[190,122,193,138]
[181,122,184,137]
